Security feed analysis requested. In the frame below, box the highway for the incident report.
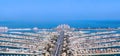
[54,31,64,56]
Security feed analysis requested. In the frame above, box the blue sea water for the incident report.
[0,20,120,28]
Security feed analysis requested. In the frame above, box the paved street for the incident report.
[54,31,64,56]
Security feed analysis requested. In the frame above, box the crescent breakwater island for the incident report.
[0,24,120,56]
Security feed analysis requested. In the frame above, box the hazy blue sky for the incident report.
[0,0,120,22]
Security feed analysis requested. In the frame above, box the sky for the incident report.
[0,0,120,22]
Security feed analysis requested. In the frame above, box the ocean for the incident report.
[0,20,120,28]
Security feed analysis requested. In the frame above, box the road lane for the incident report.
[54,31,64,56]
